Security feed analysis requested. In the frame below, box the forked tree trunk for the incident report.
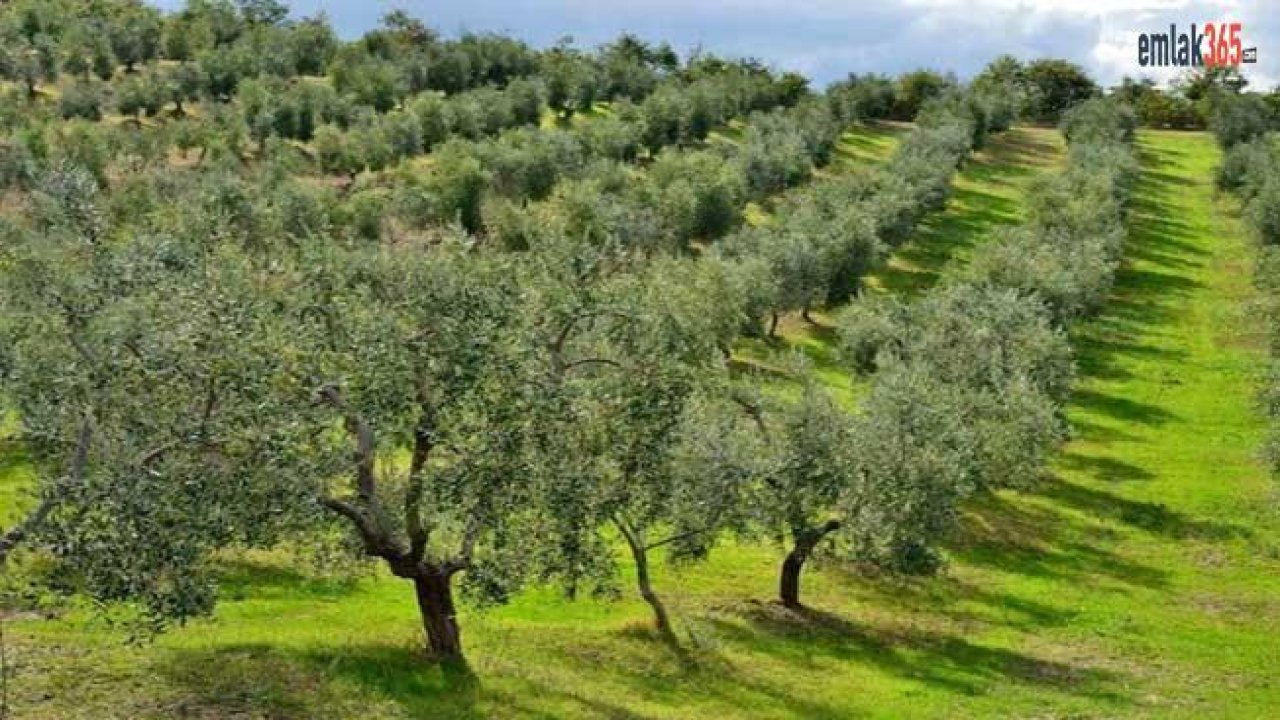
[779,520,841,609]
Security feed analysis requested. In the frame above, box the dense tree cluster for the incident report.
[0,0,1127,676]
[969,56,1098,124]
[718,89,992,337]
[824,97,1136,592]
[1107,66,1280,132]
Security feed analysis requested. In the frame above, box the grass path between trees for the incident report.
[743,125,1066,402]
[5,130,1280,719]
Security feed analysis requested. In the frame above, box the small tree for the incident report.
[844,364,974,574]
[58,80,106,121]
[116,73,165,121]
[1,36,60,98]
[108,5,162,73]
[746,379,855,608]
[534,255,748,644]
[163,62,205,116]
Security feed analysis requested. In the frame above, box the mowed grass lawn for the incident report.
[4,129,1280,718]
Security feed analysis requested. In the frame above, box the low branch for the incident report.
[644,526,713,552]
[561,357,622,373]
[0,497,54,565]
[730,394,768,437]
[443,513,484,575]
[319,495,404,561]
[0,414,93,566]
[317,384,378,504]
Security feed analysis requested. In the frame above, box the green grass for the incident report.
[731,121,909,401]
[866,125,1065,296]
[5,129,1280,718]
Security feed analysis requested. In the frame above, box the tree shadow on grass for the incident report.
[158,640,552,720]
[872,128,1059,297]
[1034,477,1254,542]
[213,556,366,603]
[705,603,1126,704]
[1069,387,1178,426]
[809,561,1079,633]
[948,493,1169,590]
[1057,452,1157,482]
[873,186,1018,296]
[990,128,1064,168]
[1066,416,1144,444]
[159,633,858,720]
[837,121,909,159]
[156,642,453,719]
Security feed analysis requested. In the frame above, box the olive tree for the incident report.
[746,379,856,608]
[844,365,974,574]
[2,166,557,670]
[838,283,1071,491]
[531,252,750,644]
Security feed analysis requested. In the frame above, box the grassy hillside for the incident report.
[4,129,1279,719]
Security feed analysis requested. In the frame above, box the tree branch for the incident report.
[731,394,768,437]
[0,413,93,565]
[644,526,713,552]
[443,513,484,575]
[319,495,405,562]
[561,357,622,373]
[317,384,378,504]
[405,401,434,563]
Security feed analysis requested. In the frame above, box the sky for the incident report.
[152,0,1280,90]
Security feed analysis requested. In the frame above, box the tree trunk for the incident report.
[617,520,679,646]
[779,520,841,609]
[412,570,466,666]
[779,546,807,609]
[768,311,779,338]
[802,304,814,324]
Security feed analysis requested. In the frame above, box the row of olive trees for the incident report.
[813,98,1138,600]
[0,84,951,674]
[716,89,994,338]
[962,99,1138,325]
[315,62,801,191]
[1216,128,1280,470]
[339,69,824,240]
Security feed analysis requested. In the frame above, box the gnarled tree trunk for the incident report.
[779,519,841,609]
[413,570,464,663]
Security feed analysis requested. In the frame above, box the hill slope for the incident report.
[5,129,1280,719]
